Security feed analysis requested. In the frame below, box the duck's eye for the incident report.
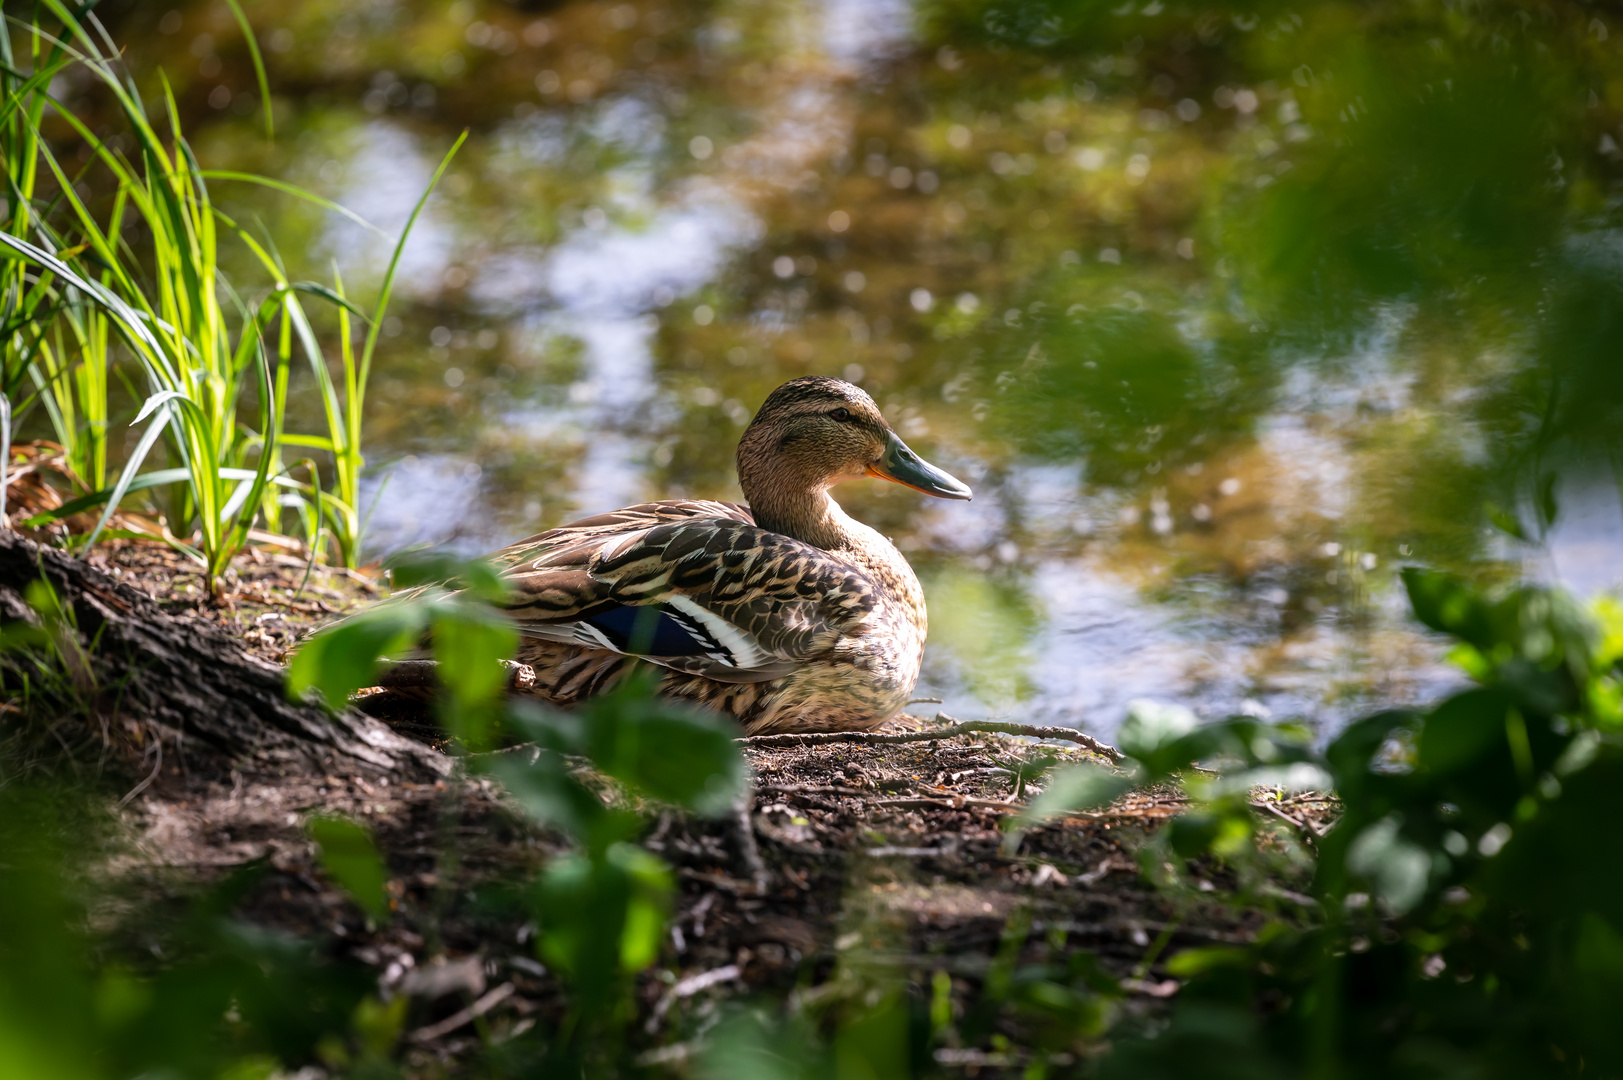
[828,408,852,422]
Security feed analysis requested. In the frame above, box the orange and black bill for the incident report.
[866,431,973,500]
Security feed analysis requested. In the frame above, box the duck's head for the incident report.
[736,376,973,504]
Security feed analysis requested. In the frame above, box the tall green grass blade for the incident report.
[0,231,167,370]
[220,474,258,523]
[218,339,278,568]
[0,390,10,525]
[22,467,316,529]
[357,131,466,401]
[289,281,368,321]
[22,467,188,527]
[84,398,176,551]
[358,469,391,531]
[220,0,273,141]
[199,172,392,242]
[329,266,360,564]
[3,3,387,580]
[296,130,467,568]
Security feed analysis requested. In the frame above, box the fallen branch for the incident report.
[739,715,1122,762]
[871,795,1019,813]
[677,867,759,893]
[757,782,870,798]
[409,982,516,1043]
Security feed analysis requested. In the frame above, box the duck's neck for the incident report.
[745,483,863,552]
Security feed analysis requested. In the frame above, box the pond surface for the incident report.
[101,0,1623,739]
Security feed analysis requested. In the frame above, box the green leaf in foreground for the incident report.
[306,816,390,922]
[1116,698,1199,777]
[1015,763,1136,828]
[287,601,425,708]
[537,843,672,982]
[497,673,747,820]
[580,672,747,816]
[430,603,518,751]
[1344,813,1431,915]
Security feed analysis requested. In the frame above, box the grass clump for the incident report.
[0,2,457,589]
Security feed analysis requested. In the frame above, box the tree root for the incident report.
[0,531,445,781]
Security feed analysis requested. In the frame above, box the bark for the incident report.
[0,531,445,779]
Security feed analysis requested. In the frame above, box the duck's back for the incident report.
[491,499,754,568]
[488,499,923,733]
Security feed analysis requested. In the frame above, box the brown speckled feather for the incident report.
[495,501,882,686]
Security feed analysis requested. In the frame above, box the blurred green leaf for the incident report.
[481,744,611,841]
[579,673,746,817]
[1016,763,1135,828]
[287,601,425,708]
[1345,814,1430,915]
[387,548,508,603]
[1485,503,1528,542]
[1118,699,1199,777]
[306,817,390,923]
[1536,473,1560,532]
[1168,811,1223,859]
[1163,946,1250,980]
[1416,688,1509,775]
[536,843,672,997]
[1573,912,1623,981]
[430,602,518,751]
[698,1012,832,1080]
[1402,568,1495,653]
[349,994,408,1061]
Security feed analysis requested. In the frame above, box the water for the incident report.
[109,0,1623,739]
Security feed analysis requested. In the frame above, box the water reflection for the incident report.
[100,0,1623,738]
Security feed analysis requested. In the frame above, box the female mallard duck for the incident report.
[484,376,971,735]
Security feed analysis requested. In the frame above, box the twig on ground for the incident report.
[118,739,163,807]
[733,792,770,895]
[738,715,1122,762]
[866,845,953,858]
[757,782,871,798]
[871,795,1017,813]
[645,964,743,1033]
[677,867,758,893]
[1253,799,1325,841]
[409,982,516,1043]
[1259,882,1320,907]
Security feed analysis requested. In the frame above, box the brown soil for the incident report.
[82,537,380,663]
[3,450,1334,1075]
[122,714,1321,1075]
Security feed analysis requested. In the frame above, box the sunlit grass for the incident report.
[0,2,460,584]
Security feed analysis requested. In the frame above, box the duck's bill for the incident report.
[867,431,973,500]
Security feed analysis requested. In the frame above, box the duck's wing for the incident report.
[496,501,879,684]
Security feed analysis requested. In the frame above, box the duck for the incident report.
[482,376,972,735]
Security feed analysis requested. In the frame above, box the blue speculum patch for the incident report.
[583,604,709,657]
